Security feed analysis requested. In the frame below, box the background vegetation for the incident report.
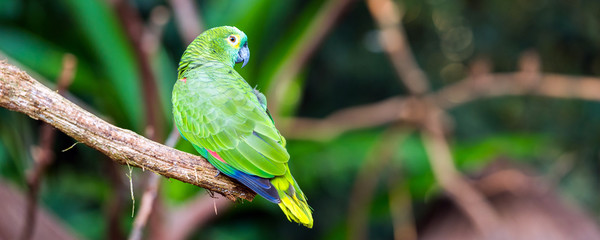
[1,0,600,239]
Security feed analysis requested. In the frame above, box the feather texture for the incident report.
[172,26,313,228]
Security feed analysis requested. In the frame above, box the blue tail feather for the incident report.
[188,142,281,204]
[227,169,280,204]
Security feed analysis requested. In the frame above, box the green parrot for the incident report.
[171,26,313,228]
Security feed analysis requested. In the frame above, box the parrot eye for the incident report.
[228,35,237,43]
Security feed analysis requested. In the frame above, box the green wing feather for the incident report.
[172,26,312,227]
[173,62,288,178]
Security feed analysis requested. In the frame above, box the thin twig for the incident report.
[366,0,429,94]
[366,0,500,236]
[164,195,231,240]
[267,0,355,115]
[0,61,256,201]
[128,174,159,240]
[128,128,180,240]
[283,71,600,141]
[348,127,409,240]
[155,129,232,240]
[115,3,173,239]
[111,0,165,141]
[106,159,128,240]
[20,54,77,240]
[168,0,204,44]
[388,169,417,240]
[143,6,171,56]
[421,109,500,236]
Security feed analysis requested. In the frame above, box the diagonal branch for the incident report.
[282,71,600,141]
[111,0,166,141]
[21,54,77,240]
[366,0,500,236]
[366,0,429,94]
[421,107,499,235]
[128,128,180,240]
[0,61,255,201]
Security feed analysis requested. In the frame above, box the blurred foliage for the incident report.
[1,0,600,239]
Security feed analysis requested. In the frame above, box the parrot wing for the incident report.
[173,64,289,179]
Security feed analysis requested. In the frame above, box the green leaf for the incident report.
[152,47,177,129]
[0,27,97,94]
[63,0,143,130]
[453,133,549,170]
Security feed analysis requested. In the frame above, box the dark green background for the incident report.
[1,0,599,239]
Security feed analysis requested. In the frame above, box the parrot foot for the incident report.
[214,170,221,178]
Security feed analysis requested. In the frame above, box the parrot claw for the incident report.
[214,170,221,178]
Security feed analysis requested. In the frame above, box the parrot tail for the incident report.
[271,169,313,228]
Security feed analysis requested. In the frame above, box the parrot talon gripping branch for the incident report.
[172,26,314,228]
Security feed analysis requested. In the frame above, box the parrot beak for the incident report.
[236,42,250,68]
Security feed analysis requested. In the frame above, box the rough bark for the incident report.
[0,60,255,201]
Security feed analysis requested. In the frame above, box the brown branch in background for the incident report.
[348,127,409,240]
[106,159,128,240]
[1,182,80,240]
[113,4,173,240]
[366,0,429,94]
[420,164,600,239]
[291,47,595,135]
[128,128,180,240]
[366,0,500,237]
[284,71,600,140]
[267,0,355,115]
[0,61,255,201]
[20,54,77,240]
[420,108,499,236]
[99,7,172,239]
[111,0,165,141]
[433,61,600,109]
[388,169,417,240]
[281,96,408,141]
[286,47,600,236]
[162,194,231,240]
[168,0,204,44]
[143,6,171,56]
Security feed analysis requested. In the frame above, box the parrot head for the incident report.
[181,26,250,70]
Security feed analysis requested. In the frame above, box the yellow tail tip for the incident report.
[278,195,313,228]
[271,169,313,228]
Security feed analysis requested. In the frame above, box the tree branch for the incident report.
[164,194,231,240]
[282,71,600,141]
[21,53,77,240]
[111,0,166,141]
[420,108,499,235]
[366,0,429,94]
[168,0,204,44]
[128,128,180,240]
[366,0,500,237]
[0,61,255,201]
[348,127,409,240]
